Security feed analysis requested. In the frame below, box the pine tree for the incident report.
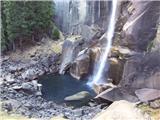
[1,1,55,52]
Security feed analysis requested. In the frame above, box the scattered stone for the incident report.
[12,85,22,90]
[5,74,15,83]
[35,91,42,96]
[150,99,160,109]
[0,77,4,85]
[74,109,83,117]
[22,69,37,80]
[1,99,21,112]
[21,82,36,94]
[88,102,97,107]
[1,102,13,112]
[1,56,10,62]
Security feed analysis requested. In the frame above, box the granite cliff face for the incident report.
[54,0,111,38]
[121,1,160,51]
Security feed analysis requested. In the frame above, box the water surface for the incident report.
[39,74,95,103]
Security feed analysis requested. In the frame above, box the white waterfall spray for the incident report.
[79,0,87,23]
[87,0,118,86]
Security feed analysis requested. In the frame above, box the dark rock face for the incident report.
[122,1,160,51]
[108,58,124,85]
[70,50,90,80]
[59,36,84,74]
[121,52,160,90]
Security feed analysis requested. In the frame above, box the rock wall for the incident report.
[54,0,111,40]
[121,1,160,51]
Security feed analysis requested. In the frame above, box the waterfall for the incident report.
[87,0,118,86]
[78,0,87,23]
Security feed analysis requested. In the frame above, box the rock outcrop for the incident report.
[121,1,160,51]
[70,50,90,80]
[64,91,93,107]
[120,52,160,90]
[93,100,151,120]
[59,36,84,74]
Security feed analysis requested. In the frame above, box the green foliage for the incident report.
[1,1,55,52]
[52,28,60,39]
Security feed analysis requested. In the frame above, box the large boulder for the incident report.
[108,57,124,85]
[69,45,102,80]
[121,1,160,51]
[95,87,139,103]
[64,91,93,107]
[120,52,160,90]
[92,100,151,120]
[59,35,84,74]
[70,49,90,80]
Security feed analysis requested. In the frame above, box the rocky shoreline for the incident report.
[0,54,103,120]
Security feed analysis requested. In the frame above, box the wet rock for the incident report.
[108,57,124,85]
[93,100,151,120]
[65,91,92,101]
[70,50,90,80]
[64,91,92,107]
[89,46,101,63]
[93,83,116,94]
[59,35,84,74]
[135,88,160,102]
[95,87,139,103]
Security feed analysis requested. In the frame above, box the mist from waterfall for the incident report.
[79,0,87,23]
[87,0,118,86]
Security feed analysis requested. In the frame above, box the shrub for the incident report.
[52,28,60,40]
